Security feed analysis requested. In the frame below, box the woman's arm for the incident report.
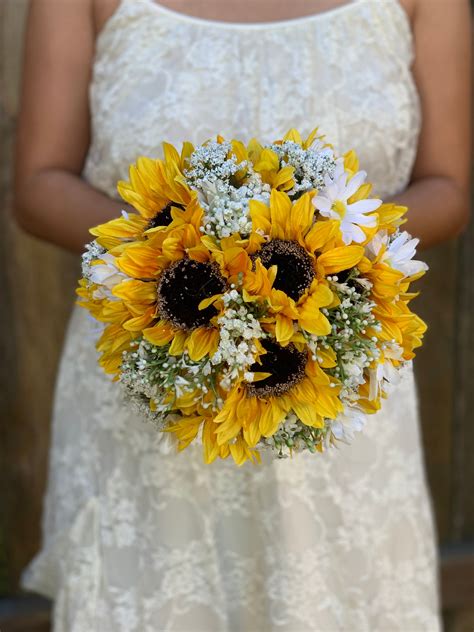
[13,0,123,253]
[396,0,472,248]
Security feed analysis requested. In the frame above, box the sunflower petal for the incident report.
[318,245,364,274]
[186,327,219,361]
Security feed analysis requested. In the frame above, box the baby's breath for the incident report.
[211,289,267,390]
[120,339,217,425]
[319,271,380,402]
[268,140,336,196]
[81,240,106,283]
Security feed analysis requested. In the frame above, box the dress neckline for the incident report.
[97,0,412,50]
[142,0,364,30]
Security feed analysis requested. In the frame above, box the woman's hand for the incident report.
[396,0,471,248]
[13,0,123,253]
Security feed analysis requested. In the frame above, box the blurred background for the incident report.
[1,1,473,630]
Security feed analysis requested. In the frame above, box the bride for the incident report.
[14,0,470,630]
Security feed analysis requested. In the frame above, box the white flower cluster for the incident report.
[120,340,214,425]
[184,140,247,185]
[211,289,266,390]
[329,406,367,444]
[185,139,272,239]
[321,274,381,402]
[268,139,336,195]
[81,240,106,283]
[198,173,271,239]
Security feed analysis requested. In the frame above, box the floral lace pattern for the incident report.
[22,0,441,629]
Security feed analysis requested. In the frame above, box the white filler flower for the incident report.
[313,161,381,245]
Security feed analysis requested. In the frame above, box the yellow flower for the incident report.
[90,213,149,250]
[213,345,342,455]
[80,211,230,373]
[251,145,295,191]
[368,298,427,360]
[358,255,405,301]
[117,144,196,220]
[164,414,261,466]
[249,189,364,343]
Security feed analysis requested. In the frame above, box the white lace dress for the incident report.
[22,0,442,630]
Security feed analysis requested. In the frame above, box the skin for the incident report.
[14,0,472,253]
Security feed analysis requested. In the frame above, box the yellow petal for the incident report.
[198,293,222,311]
[122,307,156,331]
[249,199,271,235]
[186,327,219,361]
[143,320,175,345]
[305,220,339,252]
[269,189,292,239]
[343,150,359,175]
[243,420,261,447]
[272,165,295,190]
[298,289,332,335]
[318,245,364,274]
[316,347,337,368]
[254,147,279,172]
[275,314,295,346]
[292,402,325,428]
[290,191,315,239]
[259,399,286,436]
[113,279,157,304]
[282,128,303,144]
[162,141,181,165]
[223,247,250,276]
[169,330,187,355]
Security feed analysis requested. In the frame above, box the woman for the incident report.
[14,0,470,630]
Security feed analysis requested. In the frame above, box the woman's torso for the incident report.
[84,0,421,200]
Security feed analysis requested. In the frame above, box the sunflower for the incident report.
[119,223,226,362]
[212,340,343,451]
[80,203,231,375]
[88,143,199,252]
[117,141,197,226]
[248,188,365,344]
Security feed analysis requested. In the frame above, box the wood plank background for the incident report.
[1,1,473,630]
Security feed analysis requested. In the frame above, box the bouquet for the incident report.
[78,128,428,466]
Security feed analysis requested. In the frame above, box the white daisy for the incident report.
[313,160,381,245]
[368,342,403,401]
[89,253,127,298]
[367,230,428,278]
[330,406,367,442]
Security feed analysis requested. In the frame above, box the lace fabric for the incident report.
[22,0,441,629]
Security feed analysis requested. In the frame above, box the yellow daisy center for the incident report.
[333,200,347,219]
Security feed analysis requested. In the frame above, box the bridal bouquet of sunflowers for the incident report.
[78,128,428,466]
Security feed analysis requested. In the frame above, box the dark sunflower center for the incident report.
[257,239,314,301]
[247,340,307,398]
[148,201,185,229]
[330,267,358,288]
[157,259,226,330]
